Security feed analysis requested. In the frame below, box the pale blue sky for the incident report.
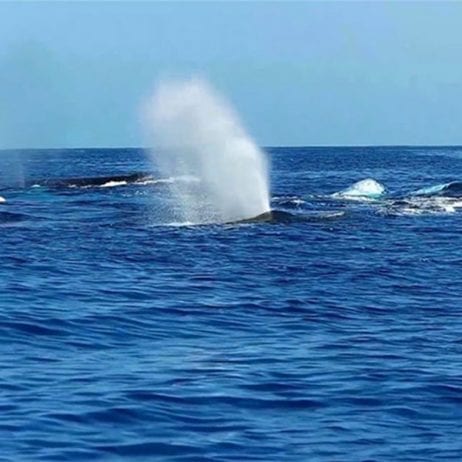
[0,1,461,148]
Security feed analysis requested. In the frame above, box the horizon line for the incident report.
[1,144,462,153]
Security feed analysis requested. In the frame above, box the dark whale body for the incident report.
[238,210,297,224]
[34,172,153,188]
[234,209,345,225]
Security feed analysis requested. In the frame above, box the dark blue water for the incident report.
[1,147,462,461]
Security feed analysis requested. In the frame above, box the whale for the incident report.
[236,210,295,223]
[31,172,154,189]
[234,209,345,224]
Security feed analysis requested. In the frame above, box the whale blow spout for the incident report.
[143,78,271,224]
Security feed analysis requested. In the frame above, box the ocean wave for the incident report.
[0,211,29,225]
[383,197,462,216]
[272,196,307,207]
[412,181,462,198]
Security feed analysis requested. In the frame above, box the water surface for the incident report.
[1,146,461,461]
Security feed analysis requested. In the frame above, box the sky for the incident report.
[0,1,461,149]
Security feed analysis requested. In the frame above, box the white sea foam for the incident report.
[100,180,128,188]
[143,78,270,224]
[334,178,386,200]
[0,196,5,203]
[384,197,462,216]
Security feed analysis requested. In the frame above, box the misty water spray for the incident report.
[144,78,270,224]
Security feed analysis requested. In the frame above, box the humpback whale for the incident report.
[234,209,344,224]
[32,172,154,189]
[236,210,294,223]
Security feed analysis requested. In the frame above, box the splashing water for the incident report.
[143,78,270,224]
[333,178,386,200]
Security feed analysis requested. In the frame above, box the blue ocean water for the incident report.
[1,146,462,461]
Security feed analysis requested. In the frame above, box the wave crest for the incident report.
[413,181,462,198]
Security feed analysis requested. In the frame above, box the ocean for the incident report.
[1,146,461,461]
